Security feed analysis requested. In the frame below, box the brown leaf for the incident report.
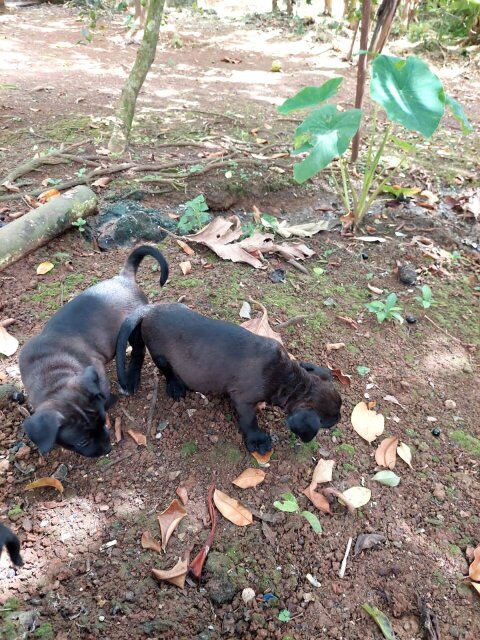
[326,343,345,352]
[141,530,162,554]
[329,367,352,386]
[25,477,64,494]
[189,483,216,579]
[213,489,253,526]
[354,533,385,556]
[0,326,19,357]
[252,205,262,224]
[336,315,359,330]
[180,261,192,275]
[2,180,20,192]
[251,450,273,466]
[127,430,146,446]
[36,261,54,275]
[469,545,480,582]
[241,300,283,345]
[221,56,242,64]
[311,459,335,487]
[114,417,122,443]
[303,486,331,514]
[158,499,187,551]
[96,147,110,156]
[152,556,189,589]
[232,468,266,489]
[176,486,188,505]
[397,442,413,468]
[351,401,384,443]
[321,487,355,513]
[176,239,195,256]
[375,436,398,469]
[367,284,384,295]
[91,176,111,188]
[38,188,60,203]
[262,521,277,545]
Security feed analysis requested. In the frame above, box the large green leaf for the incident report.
[370,55,445,137]
[293,105,362,183]
[277,78,343,114]
[445,94,473,134]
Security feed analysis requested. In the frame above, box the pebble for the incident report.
[0,459,10,473]
[242,587,255,604]
[406,315,417,324]
[123,591,135,602]
[431,427,441,437]
[53,464,68,481]
[22,518,33,532]
[98,504,110,512]
[433,483,446,501]
[444,399,456,410]
[399,263,417,285]
[15,446,31,461]
[99,616,105,622]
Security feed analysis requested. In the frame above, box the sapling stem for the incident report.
[338,158,351,210]
[331,167,350,213]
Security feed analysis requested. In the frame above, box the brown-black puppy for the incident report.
[116,303,341,454]
[19,246,168,458]
[0,523,23,567]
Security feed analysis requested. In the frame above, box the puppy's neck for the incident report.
[266,355,313,412]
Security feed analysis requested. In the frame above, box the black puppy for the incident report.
[0,523,23,567]
[116,303,341,454]
[19,245,168,458]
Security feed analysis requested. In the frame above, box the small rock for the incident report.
[15,446,31,461]
[0,459,10,473]
[269,269,285,284]
[432,483,446,501]
[206,577,237,605]
[98,616,105,622]
[53,464,68,482]
[444,399,456,410]
[221,612,236,635]
[462,362,473,374]
[168,471,181,482]
[399,380,411,390]
[123,591,135,602]
[406,315,417,324]
[399,263,417,285]
[22,518,33,533]
[186,409,196,418]
[98,505,110,512]
[242,587,255,604]
[431,427,441,437]
[361,252,368,260]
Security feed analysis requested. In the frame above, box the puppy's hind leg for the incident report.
[125,323,146,394]
[233,400,272,455]
[152,354,188,400]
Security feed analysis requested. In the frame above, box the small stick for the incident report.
[287,259,309,274]
[102,450,136,470]
[338,536,353,579]
[147,374,159,438]
[275,315,310,329]
[120,406,135,422]
[424,315,476,351]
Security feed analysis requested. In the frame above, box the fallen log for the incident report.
[0,185,97,272]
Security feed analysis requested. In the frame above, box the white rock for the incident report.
[242,587,256,604]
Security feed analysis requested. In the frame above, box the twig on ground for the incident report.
[275,315,309,329]
[338,536,353,579]
[424,314,476,351]
[102,450,137,470]
[147,373,159,438]
[120,406,135,422]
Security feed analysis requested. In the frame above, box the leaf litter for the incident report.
[25,477,64,494]
[232,468,266,489]
[141,530,162,554]
[354,533,386,556]
[396,442,413,468]
[189,483,216,579]
[375,436,398,469]
[0,326,19,357]
[241,300,283,344]
[157,498,187,551]
[351,401,385,442]
[213,489,253,526]
[152,554,189,589]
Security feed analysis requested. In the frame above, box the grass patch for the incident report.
[181,441,199,457]
[337,443,355,458]
[450,430,480,457]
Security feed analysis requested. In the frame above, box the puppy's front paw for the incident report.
[245,431,272,455]
[166,379,187,400]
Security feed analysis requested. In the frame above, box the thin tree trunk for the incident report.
[323,0,333,16]
[108,0,166,154]
[0,0,6,13]
[369,0,401,53]
[351,0,371,163]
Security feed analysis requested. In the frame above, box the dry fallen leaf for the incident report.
[176,486,188,505]
[326,343,345,352]
[25,477,64,494]
[141,530,162,554]
[367,284,384,295]
[311,459,335,487]
[36,261,54,275]
[176,239,195,256]
[152,556,188,589]
[469,546,480,582]
[38,188,60,203]
[91,176,111,188]
[158,499,187,551]
[340,486,371,509]
[96,147,110,156]
[329,367,352,386]
[251,450,273,466]
[375,436,398,469]
[397,442,413,468]
[354,533,385,556]
[232,468,266,489]
[213,489,253,526]
[2,180,20,192]
[351,401,385,443]
[180,261,192,275]
[261,218,329,238]
[127,430,146,446]
[471,582,480,596]
[0,326,19,357]
[241,300,283,345]
[383,394,404,409]
[302,486,332,514]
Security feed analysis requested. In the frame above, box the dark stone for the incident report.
[399,263,417,285]
[141,620,174,635]
[206,577,237,605]
[361,252,369,260]
[11,391,25,404]
[406,315,417,324]
[431,427,441,437]
[269,268,285,284]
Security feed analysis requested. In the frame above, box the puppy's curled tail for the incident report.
[0,523,23,567]
[116,305,151,394]
[120,245,169,286]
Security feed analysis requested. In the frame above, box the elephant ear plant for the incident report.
[278,55,472,230]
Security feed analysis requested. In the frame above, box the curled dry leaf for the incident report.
[213,489,253,527]
[326,343,345,352]
[375,436,398,469]
[36,261,54,275]
[383,394,405,409]
[302,486,331,514]
[354,533,385,556]
[0,326,19,357]
[397,442,413,468]
[329,367,352,386]
[176,486,188,505]
[351,401,385,443]
[91,176,111,188]
[336,315,359,330]
[180,261,192,275]
[2,180,20,192]
[339,486,371,509]
[311,459,335,487]
[127,430,146,446]
[251,449,273,466]
[367,284,384,295]
[241,300,283,345]
[232,468,266,489]
[469,545,480,582]
[141,530,162,554]
[189,483,216,579]
[152,555,189,589]
[322,487,355,514]
[158,499,187,552]
[25,477,64,494]
[176,239,195,256]
[38,188,60,203]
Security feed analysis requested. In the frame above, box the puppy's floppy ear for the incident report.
[299,361,332,381]
[287,409,321,442]
[0,523,23,567]
[80,366,104,399]
[23,410,63,455]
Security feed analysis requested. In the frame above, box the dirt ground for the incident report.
[1,4,480,640]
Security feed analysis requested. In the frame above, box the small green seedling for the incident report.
[278,609,292,622]
[72,217,87,233]
[415,284,434,309]
[366,292,403,324]
[178,194,211,234]
[273,492,322,534]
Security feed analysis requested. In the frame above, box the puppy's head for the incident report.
[23,366,112,458]
[288,364,342,441]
